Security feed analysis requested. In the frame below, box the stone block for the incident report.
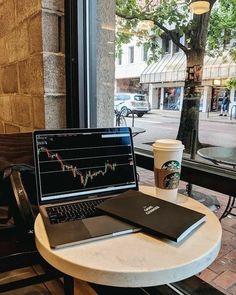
[0,68,3,94]
[11,95,33,127]
[42,0,64,12]
[0,0,16,38]
[43,53,65,93]
[16,21,30,60]
[0,121,4,133]
[1,64,18,93]
[20,126,34,132]
[5,123,20,133]
[42,11,59,53]
[29,12,43,54]
[5,30,17,63]
[32,96,45,128]
[19,54,44,95]
[44,95,66,128]
[16,0,41,24]
[0,36,8,65]
[0,95,12,121]
[97,94,114,127]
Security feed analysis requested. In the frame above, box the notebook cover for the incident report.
[97,190,206,242]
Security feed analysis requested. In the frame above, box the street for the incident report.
[127,110,236,150]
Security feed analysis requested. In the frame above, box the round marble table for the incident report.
[197,146,236,168]
[34,186,222,288]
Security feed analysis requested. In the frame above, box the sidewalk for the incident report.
[154,109,236,124]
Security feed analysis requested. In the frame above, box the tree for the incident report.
[116,0,236,153]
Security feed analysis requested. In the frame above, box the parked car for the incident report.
[114,93,150,117]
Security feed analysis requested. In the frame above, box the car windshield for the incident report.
[134,95,145,101]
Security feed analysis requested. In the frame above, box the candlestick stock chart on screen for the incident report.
[35,129,137,201]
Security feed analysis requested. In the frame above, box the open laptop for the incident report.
[33,127,139,249]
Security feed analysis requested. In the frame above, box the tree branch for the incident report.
[153,20,188,54]
[116,10,188,54]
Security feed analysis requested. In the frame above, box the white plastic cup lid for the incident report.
[152,139,184,150]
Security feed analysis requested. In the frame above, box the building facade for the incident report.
[115,37,236,114]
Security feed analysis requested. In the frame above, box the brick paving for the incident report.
[137,167,236,295]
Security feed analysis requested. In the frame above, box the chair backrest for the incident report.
[0,132,33,170]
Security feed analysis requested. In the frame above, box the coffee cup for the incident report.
[152,139,184,202]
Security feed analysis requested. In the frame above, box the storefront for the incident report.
[211,87,228,111]
[163,87,181,110]
[141,54,236,113]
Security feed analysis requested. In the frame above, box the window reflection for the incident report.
[113,0,236,170]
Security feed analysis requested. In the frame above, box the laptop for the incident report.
[33,127,140,249]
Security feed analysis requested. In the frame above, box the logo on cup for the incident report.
[163,172,180,189]
[155,160,181,190]
[161,160,180,170]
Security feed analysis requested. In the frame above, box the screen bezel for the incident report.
[33,127,139,205]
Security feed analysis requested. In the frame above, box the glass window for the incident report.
[115,94,130,101]
[134,95,145,101]
[117,51,122,65]
[173,34,183,53]
[142,44,148,61]
[162,36,171,54]
[173,42,179,53]
[70,0,236,176]
[128,46,134,63]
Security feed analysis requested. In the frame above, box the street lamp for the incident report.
[189,0,210,14]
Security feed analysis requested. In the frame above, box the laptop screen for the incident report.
[33,127,138,204]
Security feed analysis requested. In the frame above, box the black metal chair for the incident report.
[0,132,73,294]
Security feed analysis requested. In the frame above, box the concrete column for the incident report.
[229,88,236,118]
[202,86,208,112]
[202,86,212,113]
[148,84,154,108]
[229,88,235,102]
[160,87,164,110]
[179,86,184,111]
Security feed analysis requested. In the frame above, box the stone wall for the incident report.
[0,0,115,133]
[0,0,65,133]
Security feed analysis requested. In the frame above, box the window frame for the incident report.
[64,0,97,128]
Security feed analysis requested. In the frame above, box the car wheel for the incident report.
[121,107,129,117]
[137,113,144,118]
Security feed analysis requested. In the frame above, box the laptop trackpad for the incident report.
[48,220,92,248]
[84,215,136,237]
[48,216,136,248]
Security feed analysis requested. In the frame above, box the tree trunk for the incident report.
[176,53,205,154]
[176,12,210,154]
[177,97,200,156]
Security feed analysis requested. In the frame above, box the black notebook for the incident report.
[97,190,206,243]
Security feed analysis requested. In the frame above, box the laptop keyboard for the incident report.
[46,198,107,224]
